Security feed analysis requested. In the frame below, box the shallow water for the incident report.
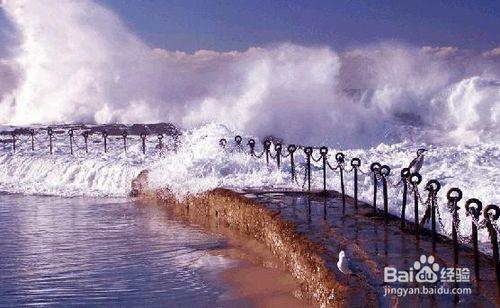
[0,194,235,306]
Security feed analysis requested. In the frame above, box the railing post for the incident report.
[320,147,328,193]
[122,131,128,153]
[68,129,74,155]
[447,188,462,270]
[82,131,89,154]
[248,139,255,156]
[288,145,296,182]
[264,140,271,165]
[275,143,282,169]
[30,129,35,151]
[410,173,422,236]
[304,147,313,192]
[465,198,482,281]
[483,204,500,294]
[425,179,441,250]
[370,162,381,214]
[380,165,391,221]
[336,153,346,208]
[140,132,147,155]
[102,131,108,153]
[219,138,227,149]
[48,128,54,155]
[158,133,164,157]
[235,135,242,151]
[400,168,411,230]
[350,158,361,209]
[10,131,16,152]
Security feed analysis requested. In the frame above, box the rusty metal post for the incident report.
[48,128,54,155]
[400,168,410,230]
[304,147,313,192]
[102,131,108,153]
[158,134,164,157]
[370,162,381,214]
[68,129,74,155]
[122,131,128,153]
[264,140,271,165]
[336,153,346,208]
[248,139,255,156]
[410,173,422,236]
[465,198,482,281]
[82,131,89,154]
[275,143,282,169]
[380,165,391,221]
[10,131,16,152]
[140,132,147,155]
[320,147,328,193]
[235,135,242,151]
[425,179,441,250]
[351,158,361,209]
[288,145,296,182]
[447,188,463,270]
[483,204,500,294]
[30,129,35,151]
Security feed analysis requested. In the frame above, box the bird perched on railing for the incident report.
[408,148,427,174]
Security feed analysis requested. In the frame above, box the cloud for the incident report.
[420,46,459,58]
[482,47,500,58]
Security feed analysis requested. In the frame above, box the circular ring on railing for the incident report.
[335,152,345,163]
[122,130,128,138]
[409,172,422,185]
[304,147,313,155]
[319,146,328,155]
[287,144,297,153]
[82,131,90,138]
[483,204,500,221]
[425,179,441,192]
[234,135,242,145]
[446,187,463,202]
[102,131,108,138]
[465,198,483,219]
[140,132,147,139]
[263,140,271,149]
[30,129,35,136]
[10,131,15,137]
[68,129,74,137]
[158,133,163,140]
[219,138,227,147]
[351,157,361,167]
[275,143,282,151]
[380,165,391,176]
[370,162,381,172]
[248,139,255,147]
[47,128,53,135]
[401,167,411,178]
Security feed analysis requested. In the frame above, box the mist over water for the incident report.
[0,0,498,147]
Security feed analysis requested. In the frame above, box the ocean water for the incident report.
[0,193,236,307]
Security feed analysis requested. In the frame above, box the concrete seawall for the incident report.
[137,187,376,307]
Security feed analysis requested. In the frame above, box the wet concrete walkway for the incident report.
[239,189,499,307]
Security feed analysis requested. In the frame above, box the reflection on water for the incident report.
[0,194,234,306]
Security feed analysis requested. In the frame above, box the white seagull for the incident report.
[408,148,427,174]
[337,250,352,275]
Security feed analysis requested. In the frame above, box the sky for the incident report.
[94,0,500,53]
[0,0,499,54]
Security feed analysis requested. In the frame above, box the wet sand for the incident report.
[218,235,308,307]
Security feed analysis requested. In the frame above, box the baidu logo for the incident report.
[384,254,469,284]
